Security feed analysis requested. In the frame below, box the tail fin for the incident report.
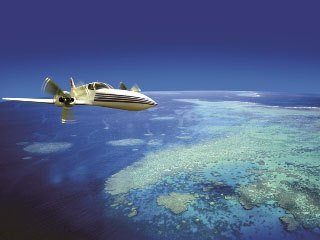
[70,77,75,89]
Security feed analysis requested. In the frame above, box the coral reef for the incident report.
[238,175,320,230]
[157,192,197,214]
[105,99,320,234]
[24,142,72,154]
[280,214,300,231]
[107,139,145,146]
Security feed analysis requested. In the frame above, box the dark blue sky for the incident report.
[1,0,320,97]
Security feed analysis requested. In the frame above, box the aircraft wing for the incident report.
[2,98,55,104]
[75,100,93,105]
[2,98,93,105]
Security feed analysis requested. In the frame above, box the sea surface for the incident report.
[1,91,320,240]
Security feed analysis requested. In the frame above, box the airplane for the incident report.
[2,77,158,123]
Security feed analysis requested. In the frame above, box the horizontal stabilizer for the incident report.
[119,82,128,90]
[131,84,141,92]
[2,98,55,104]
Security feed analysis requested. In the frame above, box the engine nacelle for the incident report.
[54,95,75,107]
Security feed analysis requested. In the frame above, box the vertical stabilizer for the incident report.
[70,77,75,89]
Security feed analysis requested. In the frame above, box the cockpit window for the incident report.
[95,82,113,90]
[87,82,114,90]
[88,83,94,90]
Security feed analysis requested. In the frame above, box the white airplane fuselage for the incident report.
[71,86,157,111]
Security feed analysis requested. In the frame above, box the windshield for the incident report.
[94,82,114,90]
[87,82,114,90]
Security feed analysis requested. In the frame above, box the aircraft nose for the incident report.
[140,93,158,108]
[149,98,157,106]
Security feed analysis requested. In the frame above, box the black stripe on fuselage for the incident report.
[95,93,143,99]
[94,98,154,105]
[94,93,153,105]
[95,96,150,103]
[96,96,145,102]
[95,97,152,104]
